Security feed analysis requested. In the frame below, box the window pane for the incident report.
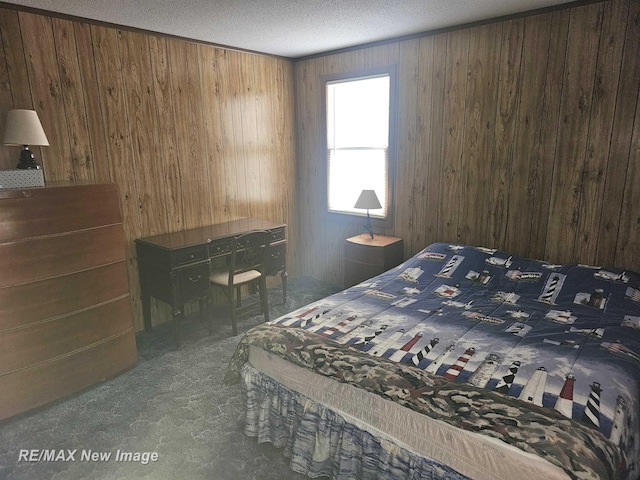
[327,76,389,149]
[328,148,387,217]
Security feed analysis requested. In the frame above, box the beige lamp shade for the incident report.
[354,189,382,210]
[3,109,50,147]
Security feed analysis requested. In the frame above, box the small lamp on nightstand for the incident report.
[3,109,49,170]
[354,189,382,239]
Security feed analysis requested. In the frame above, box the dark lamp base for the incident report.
[16,146,42,170]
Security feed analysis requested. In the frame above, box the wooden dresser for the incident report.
[0,183,137,421]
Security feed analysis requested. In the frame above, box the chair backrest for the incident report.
[228,230,270,281]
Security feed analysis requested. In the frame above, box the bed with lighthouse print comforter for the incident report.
[226,243,640,480]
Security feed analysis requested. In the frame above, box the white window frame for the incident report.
[322,66,396,226]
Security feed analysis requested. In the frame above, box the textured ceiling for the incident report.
[3,0,577,58]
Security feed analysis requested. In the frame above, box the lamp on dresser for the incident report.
[354,189,382,239]
[3,109,49,170]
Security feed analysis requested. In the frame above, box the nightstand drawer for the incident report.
[344,241,385,265]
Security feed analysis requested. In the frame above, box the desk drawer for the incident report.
[175,262,210,301]
[268,228,286,244]
[174,246,207,266]
[266,242,286,274]
[209,239,231,258]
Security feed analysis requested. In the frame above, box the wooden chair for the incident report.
[209,230,270,335]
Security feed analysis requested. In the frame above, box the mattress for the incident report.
[226,242,640,480]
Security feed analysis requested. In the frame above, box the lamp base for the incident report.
[16,146,41,170]
[363,211,374,239]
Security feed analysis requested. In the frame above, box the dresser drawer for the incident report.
[175,261,210,302]
[174,245,207,266]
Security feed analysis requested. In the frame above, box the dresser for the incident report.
[136,218,287,345]
[344,234,404,288]
[0,183,137,421]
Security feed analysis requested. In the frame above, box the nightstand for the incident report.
[344,234,404,288]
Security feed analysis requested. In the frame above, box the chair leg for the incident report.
[236,286,242,308]
[259,276,269,323]
[229,288,238,336]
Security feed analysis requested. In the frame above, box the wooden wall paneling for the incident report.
[90,25,138,218]
[574,0,629,265]
[0,9,33,171]
[412,35,437,251]
[119,30,168,237]
[395,39,420,256]
[51,18,94,182]
[293,59,314,276]
[197,44,229,225]
[0,11,16,169]
[91,25,144,327]
[253,55,276,223]
[488,19,523,249]
[276,59,297,272]
[18,12,73,181]
[544,2,603,264]
[526,9,571,261]
[215,49,242,222]
[237,53,260,219]
[423,34,447,249]
[0,5,298,330]
[228,51,252,220]
[596,0,640,266]
[438,29,469,244]
[270,56,293,227]
[148,35,184,233]
[167,38,212,230]
[615,82,640,269]
[504,14,553,257]
[458,23,502,247]
[73,22,111,183]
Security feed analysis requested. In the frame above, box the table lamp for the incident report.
[3,109,49,170]
[354,189,382,239]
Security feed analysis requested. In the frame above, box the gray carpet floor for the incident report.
[0,277,340,480]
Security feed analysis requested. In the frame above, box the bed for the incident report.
[225,242,640,480]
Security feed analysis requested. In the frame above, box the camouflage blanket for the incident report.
[225,324,621,480]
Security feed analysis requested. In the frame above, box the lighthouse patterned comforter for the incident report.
[226,243,640,480]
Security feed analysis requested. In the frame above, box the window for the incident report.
[325,69,394,220]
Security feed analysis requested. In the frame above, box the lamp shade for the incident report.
[3,109,49,147]
[354,189,382,210]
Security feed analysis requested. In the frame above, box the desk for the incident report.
[136,218,286,343]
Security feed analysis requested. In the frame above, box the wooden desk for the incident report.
[136,218,287,344]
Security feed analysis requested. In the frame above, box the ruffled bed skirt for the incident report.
[241,363,469,480]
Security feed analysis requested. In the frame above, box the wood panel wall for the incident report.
[294,0,640,287]
[0,7,296,330]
